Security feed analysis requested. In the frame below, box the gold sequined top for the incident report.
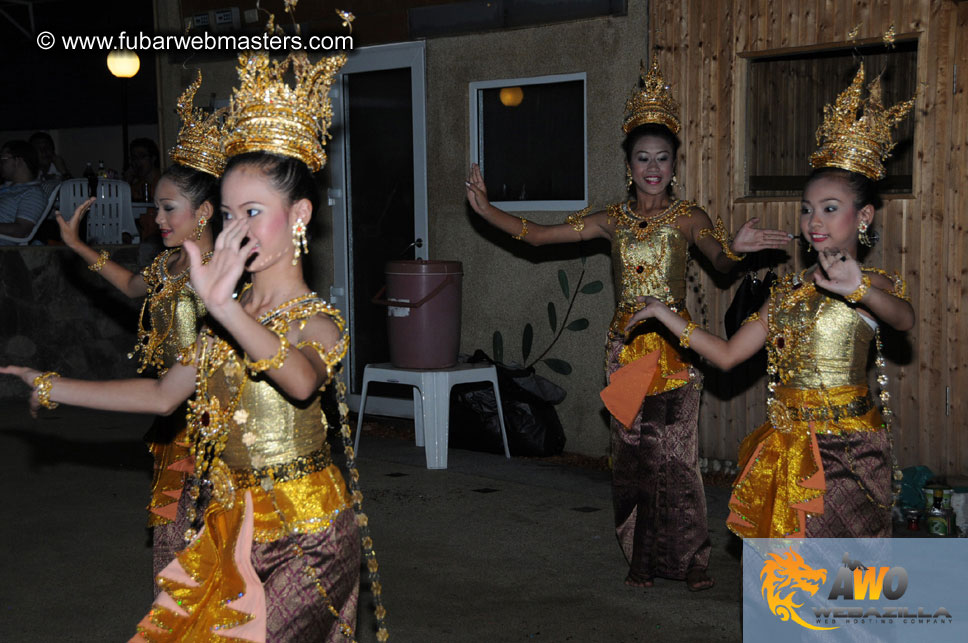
[214,363,329,470]
[766,270,877,390]
[131,249,208,374]
[606,200,696,333]
[184,295,347,471]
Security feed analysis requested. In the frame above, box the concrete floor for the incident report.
[0,401,743,642]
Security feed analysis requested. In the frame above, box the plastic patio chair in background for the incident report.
[58,178,139,244]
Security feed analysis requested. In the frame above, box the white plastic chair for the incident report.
[58,178,139,244]
[0,182,61,245]
[354,362,511,469]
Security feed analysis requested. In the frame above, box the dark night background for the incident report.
[0,0,157,130]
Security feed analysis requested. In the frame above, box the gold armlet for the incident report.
[679,322,700,349]
[741,312,760,326]
[88,250,110,273]
[297,336,349,388]
[33,372,61,409]
[698,217,745,262]
[890,273,909,302]
[176,341,199,367]
[565,206,593,233]
[844,274,872,304]
[511,218,529,241]
[243,332,291,374]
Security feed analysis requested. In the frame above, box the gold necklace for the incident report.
[611,200,695,241]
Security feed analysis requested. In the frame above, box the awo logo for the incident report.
[759,548,954,631]
[760,549,836,630]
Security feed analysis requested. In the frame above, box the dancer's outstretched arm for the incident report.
[465,163,613,245]
[624,296,769,371]
[0,361,196,418]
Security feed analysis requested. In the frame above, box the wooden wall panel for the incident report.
[649,0,966,476]
[948,0,968,481]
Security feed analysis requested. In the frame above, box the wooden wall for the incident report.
[649,0,968,476]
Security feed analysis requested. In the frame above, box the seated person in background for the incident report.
[124,137,162,243]
[0,140,46,244]
[29,132,71,180]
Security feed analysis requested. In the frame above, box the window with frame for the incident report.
[469,73,587,211]
[745,40,916,197]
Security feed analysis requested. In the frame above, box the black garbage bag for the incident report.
[724,268,776,338]
[449,350,567,457]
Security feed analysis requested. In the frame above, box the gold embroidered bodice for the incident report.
[214,367,328,469]
[608,200,696,311]
[184,294,348,477]
[131,249,207,374]
[766,270,874,390]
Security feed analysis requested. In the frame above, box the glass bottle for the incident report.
[83,162,98,197]
[926,489,949,537]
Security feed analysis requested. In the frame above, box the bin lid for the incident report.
[386,259,462,275]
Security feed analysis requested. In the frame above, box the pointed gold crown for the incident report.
[169,71,226,177]
[623,53,680,134]
[222,47,347,172]
[809,64,914,180]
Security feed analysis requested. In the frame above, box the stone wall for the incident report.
[0,246,142,399]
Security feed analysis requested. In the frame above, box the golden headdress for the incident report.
[623,53,680,135]
[170,71,226,177]
[222,46,347,172]
[809,64,914,181]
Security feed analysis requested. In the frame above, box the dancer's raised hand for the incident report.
[54,197,96,248]
[184,217,255,316]
[813,248,864,298]
[731,217,794,253]
[465,163,491,216]
[0,365,44,417]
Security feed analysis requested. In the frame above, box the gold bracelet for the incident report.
[723,245,746,262]
[33,371,61,409]
[679,322,700,349]
[243,332,291,374]
[88,249,110,273]
[844,274,871,304]
[511,218,529,241]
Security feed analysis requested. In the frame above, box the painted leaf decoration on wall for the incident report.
[548,301,557,332]
[522,323,533,363]
[493,330,504,364]
[581,281,603,294]
[558,269,569,299]
[542,358,572,375]
[566,318,589,331]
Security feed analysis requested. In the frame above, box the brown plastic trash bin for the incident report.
[377,260,463,369]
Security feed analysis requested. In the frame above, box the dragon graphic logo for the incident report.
[760,548,837,631]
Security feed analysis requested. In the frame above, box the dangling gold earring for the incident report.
[292,219,308,265]
[191,216,208,241]
[670,175,679,193]
[626,166,633,190]
[858,221,872,247]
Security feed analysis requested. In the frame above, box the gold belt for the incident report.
[616,297,685,314]
[785,394,874,422]
[231,448,333,489]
